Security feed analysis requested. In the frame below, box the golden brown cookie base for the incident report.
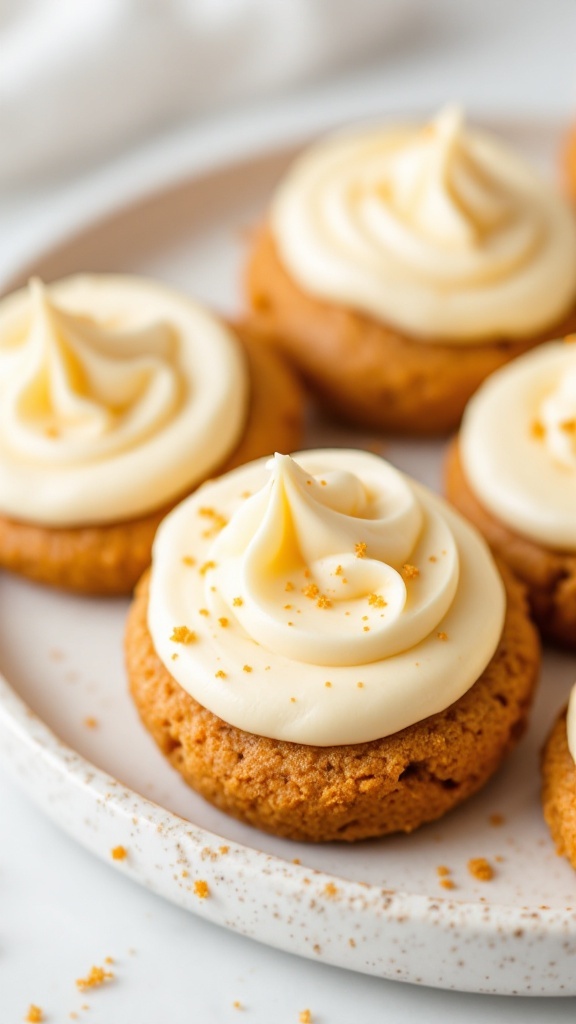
[445,441,576,649]
[126,563,539,843]
[564,124,576,204]
[245,227,576,434]
[541,711,576,869]
[0,328,303,596]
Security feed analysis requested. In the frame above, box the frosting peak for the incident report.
[2,279,179,463]
[210,452,459,665]
[272,106,576,341]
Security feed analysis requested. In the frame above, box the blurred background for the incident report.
[2,0,576,281]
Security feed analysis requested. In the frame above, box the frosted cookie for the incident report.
[445,340,576,648]
[126,449,539,842]
[246,106,576,434]
[0,276,303,594]
[541,684,576,869]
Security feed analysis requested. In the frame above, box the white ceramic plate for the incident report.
[1,116,575,997]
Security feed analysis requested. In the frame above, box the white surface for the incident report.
[3,2,576,1020]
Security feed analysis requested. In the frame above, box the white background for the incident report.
[3,1,576,1020]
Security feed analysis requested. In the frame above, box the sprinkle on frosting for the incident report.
[170,626,196,644]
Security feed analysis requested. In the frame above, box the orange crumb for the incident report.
[84,716,98,729]
[316,595,332,609]
[357,681,364,688]
[104,957,114,965]
[194,879,209,899]
[349,937,356,948]
[199,560,217,575]
[402,564,420,580]
[299,1012,312,1024]
[323,882,338,899]
[320,479,327,486]
[233,1001,243,1010]
[170,625,196,644]
[303,583,319,599]
[181,870,189,878]
[530,419,545,439]
[218,617,229,628]
[440,879,456,890]
[242,665,253,673]
[561,418,576,433]
[232,596,243,607]
[368,593,387,608]
[199,608,210,617]
[437,631,448,641]
[429,555,438,563]
[489,813,505,827]
[303,568,312,579]
[171,653,179,661]
[285,581,294,592]
[355,542,367,558]
[293,858,301,864]
[215,670,227,680]
[306,479,312,485]
[436,865,451,877]
[334,565,343,576]
[76,965,114,991]
[284,603,292,610]
[111,845,127,861]
[26,1006,43,1023]
[290,696,297,703]
[241,490,252,498]
[468,857,494,881]
[198,506,228,535]
[219,845,229,855]
[182,555,196,566]
[324,681,332,688]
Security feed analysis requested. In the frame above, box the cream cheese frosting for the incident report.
[0,275,249,526]
[459,341,576,551]
[271,106,576,342]
[148,449,505,746]
[567,684,576,764]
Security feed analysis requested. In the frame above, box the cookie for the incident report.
[541,708,576,870]
[0,275,303,595]
[126,448,539,842]
[246,107,576,434]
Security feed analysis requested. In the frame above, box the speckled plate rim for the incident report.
[1,670,575,997]
[1,105,575,996]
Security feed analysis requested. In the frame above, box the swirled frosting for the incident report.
[0,275,248,526]
[148,450,505,746]
[459,340,576,551]
[271,106,576,342]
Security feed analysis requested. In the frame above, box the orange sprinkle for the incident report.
[285,581,295,592]
[182,555,196,566]
[215,670,227,679]
[357,681,364,689]
[290,697,297,703]
[199,608,210,617]
[437,631,448,641]
[194,879,209,899]
[76,965,114,991]
[323,882,338,899]
[242,665,253,673]
[468,857,494,881]
[171,653,179,661]
[303,583,319,599]
[363,626,370,632]
[199,560,217,575]
[111,845,127,861]
[284,604,292,610]
[368,593,387,608]
[436,865,451,877]
[440,879,456,890]
[232,596,243,607]
[355,542,367,558]
[218,617,229,628]
[324,681,332,688]
[219,845,229,855]
[84,716,98,729]
[561,418,576,433]
[402,564,420,580]
[26,1007,43,1023]
[320,479,327,486]
[316,595,332,609]
[429,555,438,563]
[334,565,343,576]
[299,1012,312,1024]
[170,626,196,644]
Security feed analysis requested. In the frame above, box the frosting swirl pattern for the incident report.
[460,341,576,551]
[148,450,505,746]
[272,106,576,342]
[0,275,249,526]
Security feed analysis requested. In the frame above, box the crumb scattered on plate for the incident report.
[76,965,114,991]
